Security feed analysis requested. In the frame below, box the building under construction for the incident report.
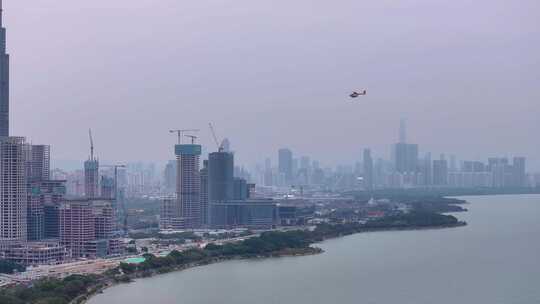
[59,199,122,258]
[159,195,185,230]
[176,143,202,228]
[0,241,69,266]
[84,130,99,198]
[0,137,28,242]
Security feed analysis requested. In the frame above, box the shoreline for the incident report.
[78,221,466,304]
[76,247,323,304]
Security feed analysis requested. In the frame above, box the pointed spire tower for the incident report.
[399,118,407,144]
[0,0,9,137]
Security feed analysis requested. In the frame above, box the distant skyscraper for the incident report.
[363,149,374,191]
[0,137,27,242]
[278,148,293,185]
[512,157,526,187]
[488,157,509,188]
[433,159,448,186]
[399,118,407,143]
[100,176,115,199]
[26,145,51,182]
[176,144,202,228]
[394,143,419,173]
[423,153,432,186]
[200,160,209,226]
[300,156,311,170]
[163,160,176,194]
[450,155,457,172]
[263,157,273,187]
[0,1,10,137]
[393,119,418,173]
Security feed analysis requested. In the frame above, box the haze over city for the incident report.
[4,0,539,169]
[1,1,540,303]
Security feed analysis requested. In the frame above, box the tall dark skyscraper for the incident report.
[207,151,234,227]
[208,151,234,203]
[0,1,9,137]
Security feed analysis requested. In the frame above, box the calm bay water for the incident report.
[90,195,540,304]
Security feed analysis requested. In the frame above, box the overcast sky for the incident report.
[4,0,540,170]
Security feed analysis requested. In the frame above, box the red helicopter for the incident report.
[350,90,367,98]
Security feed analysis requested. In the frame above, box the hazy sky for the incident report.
[5,0,540,169]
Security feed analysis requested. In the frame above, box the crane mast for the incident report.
[88,129,95,160]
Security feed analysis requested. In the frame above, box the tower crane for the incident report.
[185,135,198,144]
[169,129,199,144]
[88,129,95,160]
[208,123,223,152]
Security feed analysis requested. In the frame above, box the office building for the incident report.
[208,151,234,203]
[233,178,249,200]
[209,199,277,229]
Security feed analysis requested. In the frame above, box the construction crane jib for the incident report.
[169,129,200,145]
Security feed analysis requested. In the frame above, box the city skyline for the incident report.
[0,2,539,301]
[2,0,539,170]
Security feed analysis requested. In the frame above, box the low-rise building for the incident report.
[0,241,69,266]
[209,199,277,229]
